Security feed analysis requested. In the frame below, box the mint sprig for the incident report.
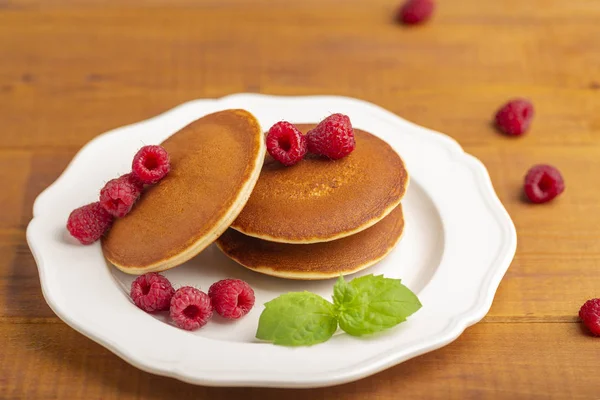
[256,292,338,346]
[334,275,422,336]
[256,275,422,346]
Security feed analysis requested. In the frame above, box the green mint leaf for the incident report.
[256,292,338,346]
[336,274,422,336]
[332,275,357,308]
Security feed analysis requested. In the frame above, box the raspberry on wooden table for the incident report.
[397,0,435,25]
[306,113,355,160]
[99,173,143,218]
[495,98,535,136]
[66,202,114,245]
[579,298,600,336]
[208,279,255,319]
[524,164,565,204]
[131,145,170,184]
[266,121,307,166]
[170,286,213,331]
[130,273,175,313]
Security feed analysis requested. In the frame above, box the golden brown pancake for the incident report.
[102,109,266,274]
[231,125,409,244]
[218,204,404,280]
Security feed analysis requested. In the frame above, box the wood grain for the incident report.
[1,1,599,149]
[1,322,598,400]
[1,0,599,398]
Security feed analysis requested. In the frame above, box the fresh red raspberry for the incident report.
[579,298,600,336]
[208,279,255,319]
[130,272,175,312]
[495,98,535,136]
[306,113,355,160]
[170,286,213,331]
[397,0,435,25]
[99,174,143,218]
[66,202,114,245]
[123,172,145,191]
[131,145,170,184]
[524,164,565,204]
[266,121,307,166]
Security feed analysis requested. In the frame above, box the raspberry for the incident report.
[397,0,435,25]
[124,172,145,191]
[495,98,535,136]
[66,202,114,245]
[524,164,565,204]
[131,145,170,184]
[170,286,213,331]
[266,122,307,166]
[99,173,143,218]
[579,298,600,336]
[208,279,255,319]
[130,272,175,312]
[306,113,355,160]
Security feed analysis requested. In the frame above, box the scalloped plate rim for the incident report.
[26,93,516,388]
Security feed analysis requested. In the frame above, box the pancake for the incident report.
[102,109,266,274]
[231,125,409,244]
[217,204,405,280]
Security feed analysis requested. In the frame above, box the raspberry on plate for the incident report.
[266,121,307,166]
[397,0,435,25]
[99,173,143,218]
[306,113,355,160]
[66,202,114,245]
[131,145,170,184]
[495,98,535,136]
[170,286,213,331]
[524,164,565,204]
[579,298,600,336]
[208,279,255,319]
[130,272,175,312]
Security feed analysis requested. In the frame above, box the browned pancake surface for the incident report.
[231,125,408,243]
[218,204,404,279]
[102,109,264,271]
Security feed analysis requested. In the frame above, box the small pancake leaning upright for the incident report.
[102,109,266,274]
[231,124,409,244]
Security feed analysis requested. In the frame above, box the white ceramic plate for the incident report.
[27,94,516,388]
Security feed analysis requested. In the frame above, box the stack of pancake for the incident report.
[102,111,409,280]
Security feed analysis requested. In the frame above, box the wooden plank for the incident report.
[473,145,600,318]
[5,141,600,236]
[1,0,600,397]
[4,241,597,321]
[0,152,30,230]
[0,151,72,318]
[0,231,55,318]
[2,236,598,320]
[0,1,598,149]
[0,321,598,399]
[2,146,600,319]
[0,150,72,231]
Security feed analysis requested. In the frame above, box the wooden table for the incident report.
[1,0,599,398]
